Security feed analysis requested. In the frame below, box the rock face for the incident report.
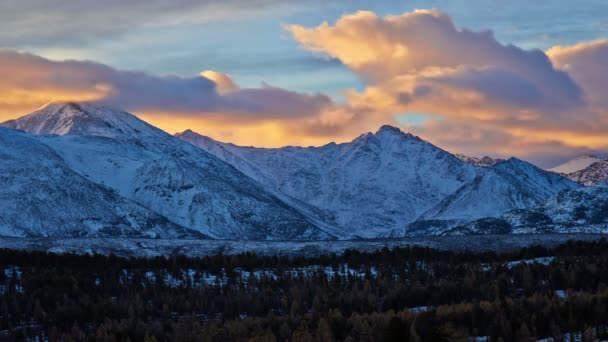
[177,126,480,238]
[1,102,331,240]
[0,127,199,238]
[455,154,503,167]
[445,181,608,235]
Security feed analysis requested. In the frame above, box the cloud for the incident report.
[288,10,583,113]
[548,39,608,109]
[0,49,337,125]
[0,0,318,48]
[287,10,608,163]
[200,71,239,94]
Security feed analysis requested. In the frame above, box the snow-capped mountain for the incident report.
[455,154,503,167]
[2,101,602,240]
[548,155,604,174]
[1,102,331,240]
[2,102,168,142]
[546,155,608,186]
[0,127,200,238]
[563,161,608,186]
[177,125,480,238]
[406,158,580,235]
[445,181,608,235]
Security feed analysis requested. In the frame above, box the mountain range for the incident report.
[1,101,606,240]
[1,102,331,240]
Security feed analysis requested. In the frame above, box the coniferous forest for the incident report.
[3,240,608,341]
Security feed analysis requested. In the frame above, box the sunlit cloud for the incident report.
[0,49,356,147]
[200,71,239,94]
[287,10,608,165]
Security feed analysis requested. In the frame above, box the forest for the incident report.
[2,239,608,341]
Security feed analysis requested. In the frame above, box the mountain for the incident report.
[548,155,604,174]
[546,155,608,186]
[455,154,503,167]
[177,125,480,238]
[0,127,200,238]
[445,181,608,235]
[1,102,331,240]
[2,101,599,240]
[557,160,608,186]
[1,102,168,142]
[406,158,580,235]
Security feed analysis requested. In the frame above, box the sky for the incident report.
[1,0,608,166]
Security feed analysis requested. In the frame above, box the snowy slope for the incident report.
[0,128,200,238]
[1,102,331,240]
[548,155,604,174]
[177,125,480,238]
[445,181,608,235]
[409,158,580,235]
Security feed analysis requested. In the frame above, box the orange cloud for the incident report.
[287,10,608,164]
[200,70,239,94]
[0,49,340,127]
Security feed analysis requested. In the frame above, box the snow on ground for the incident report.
[506,256,555,269]
[115,264,378,288]
[407,306,433,313]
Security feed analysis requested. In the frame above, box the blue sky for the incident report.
[5,0,607,100]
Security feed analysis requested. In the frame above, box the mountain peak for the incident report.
[375,125,403,135]
[372,125,422,142]
[548,154,604,174]
[1,101,166,141]
[39,100,90,112]
[495,157,534,170]
[178,129,195,135]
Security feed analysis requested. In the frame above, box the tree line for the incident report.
[1,239,608,340]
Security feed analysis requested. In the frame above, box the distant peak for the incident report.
[40,100,91,110]
[503,157,525,164]
[548,154,604,174]
[375,125,403,135]
[176,129,196,136]
[35,101,124,117]
[578,154,600,159]
[0,100,164,140]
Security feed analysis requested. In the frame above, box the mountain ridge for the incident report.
[177,126,482,238]
[0,101,596,240]
[1,102,334,240]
